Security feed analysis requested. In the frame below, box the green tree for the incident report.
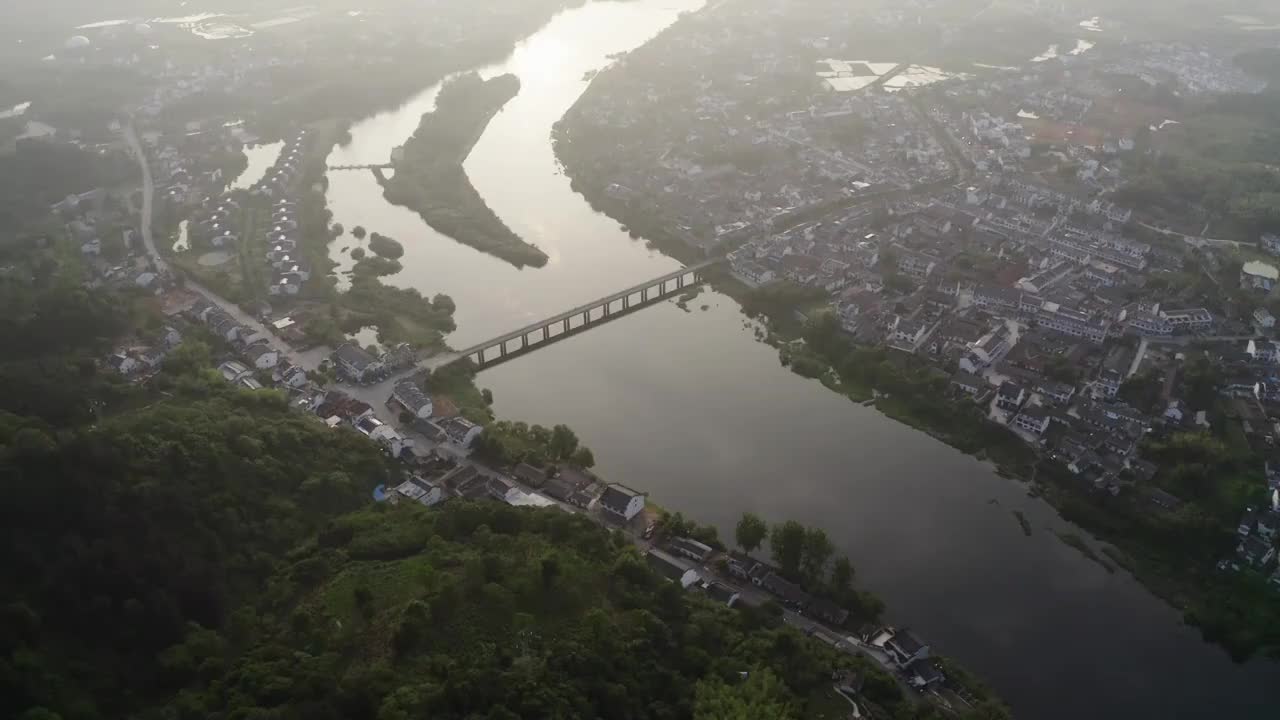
[769,521,806,579]
[735,513,768,555]
[693,669,798,720]
[801,527,834,582]
[549,424,579,460]
[831,555,854,591]
[570,446,596,469]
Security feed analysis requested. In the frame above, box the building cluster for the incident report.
[181,131,315,297]
[558,8,1280,591]
[564,0,962,251]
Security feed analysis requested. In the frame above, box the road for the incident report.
[1138,221,1246,249]
[124,124,315,369]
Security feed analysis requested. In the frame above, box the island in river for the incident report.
[381,72,548,268]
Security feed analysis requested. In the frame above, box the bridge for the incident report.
[328,163,394,171]
[419,259,722,372]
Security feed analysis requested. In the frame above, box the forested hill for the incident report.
[0,383,397,719]
[0,387,987,720]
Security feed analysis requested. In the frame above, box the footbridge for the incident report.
[421,259,722,372]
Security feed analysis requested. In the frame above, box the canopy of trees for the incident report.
[474,420,596,469]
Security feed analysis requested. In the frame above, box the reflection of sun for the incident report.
[511,35,575,80]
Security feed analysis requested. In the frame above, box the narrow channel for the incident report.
[323,1,1280,717]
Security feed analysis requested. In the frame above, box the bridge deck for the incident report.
[452,259,721,359]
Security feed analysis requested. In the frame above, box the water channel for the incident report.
[322,1,1280,717]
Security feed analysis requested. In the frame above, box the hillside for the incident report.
[0,276,1007,720]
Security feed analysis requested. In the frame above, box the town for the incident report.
[555,0,1280,626]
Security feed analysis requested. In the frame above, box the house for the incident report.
[217,360,252,382]
[1247,339,1280,364]
[1241,261,1280,292]
[702,581,740,608]
[599,483,646,522]
[996,382,1026,412]
[390,379,434,420]
[1238,509,1258,537]
[670,537,714,563]
[646,550,700,588]
[1164,400,1188,424]
[107,352,140,375]
[727,557,756,581]
[1263,233,1280,257]
[1095,346,1132,398]
[950,370,984,396]
[1160,307,1213,332]
[541,476,575,502]
[1258,512,1280,542]
[243,343,279,370]
[1146,488,1184,513]
[907,661,945,690]
[835,671,865,696]
[208,312,245,343]
[137,347,166,369]
[161,326,183,349]
[513,462,547,488]
[959,326,1012,373]
[760,572,812,608]
[1036,302,1110,343]
[884,629,930,669]
[394,476,444,507]
[280,364,308,388]
[805,597,849,626]
[441,416,483,448]
[1033,378,1076,406]
[1013,406,1051,435]
[332,343,385,383]
[1267,461,1280,491]
[1237,535,1276,568]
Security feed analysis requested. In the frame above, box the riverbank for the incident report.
[446,371,1012,716]
[554,65,1280,660]
[727,287,1280,662]
[382,72,548,268]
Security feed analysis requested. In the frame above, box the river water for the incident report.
[323,1,1280,717]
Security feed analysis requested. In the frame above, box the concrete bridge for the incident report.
[328,163,394,171]
[419,259,722,373]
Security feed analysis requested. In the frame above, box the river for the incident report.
[322,1,1280,717]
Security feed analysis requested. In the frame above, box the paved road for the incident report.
[1138,221,1246,249]
[123,124,168,274]
[124,124,314,369]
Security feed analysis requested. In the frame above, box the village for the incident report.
[555,1,1280,594]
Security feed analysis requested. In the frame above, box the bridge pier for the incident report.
[521,335,528,350]
[543,326,550,341]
